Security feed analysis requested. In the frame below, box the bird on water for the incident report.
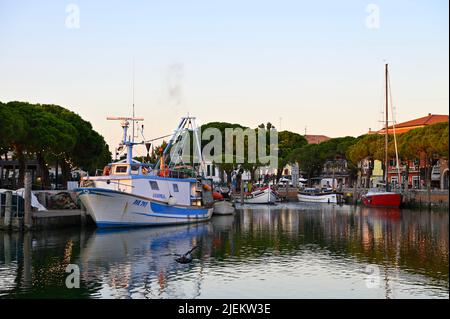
[175,246,199,264]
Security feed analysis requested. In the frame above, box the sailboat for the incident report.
[361,64,402,208]
[75,116,214,228]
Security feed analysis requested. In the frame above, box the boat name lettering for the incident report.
[153,193,166,199]
[132,199,148,207]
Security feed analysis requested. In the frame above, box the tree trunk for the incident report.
[37,152,50,189]
[276,167,283,183]
[61,159,71,189]
[15,145,26,188]
[3,152,9,187]
[250,167,258,182]
[225,168,232,185]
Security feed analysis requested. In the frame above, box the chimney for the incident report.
[428,113,431,116]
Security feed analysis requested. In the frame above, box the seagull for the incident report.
[175,246,198,264]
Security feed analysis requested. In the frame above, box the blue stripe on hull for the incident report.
[96,219,210,228]
[133,212,210,219]
[149,201,208,216]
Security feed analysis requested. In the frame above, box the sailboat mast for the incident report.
[385,63,389,191]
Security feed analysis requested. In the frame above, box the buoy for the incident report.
[212,191,223,200]
[167,196,177,206]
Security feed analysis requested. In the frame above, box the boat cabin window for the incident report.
[131,165,140,175]
[149,181,159,190]
[172,184,179,192]
[114,165,128,174]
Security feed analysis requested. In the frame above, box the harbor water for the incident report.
[0,204,448,299]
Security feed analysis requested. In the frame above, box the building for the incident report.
[374,113,449,135]
[203,161,221,183]
[304,134,331,144]
[363,113,449,189]
[322,158,351,188]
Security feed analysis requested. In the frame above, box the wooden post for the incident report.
[24,172,32,229]
[4,190,12,227]
[240,179,244,205]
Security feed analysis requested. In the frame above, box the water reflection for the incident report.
[0,204,448,299]
[79,223,213,298]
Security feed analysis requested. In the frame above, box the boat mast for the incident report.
[384,63,389,191]
[107,117,144,169]
[132,59,135,143]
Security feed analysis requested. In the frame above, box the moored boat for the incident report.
[362,64,402,208]
[234,187,278,204]
[298,188,342,203]
[75,116,214,228]
[213,200,235,215]
[361,191,401,208]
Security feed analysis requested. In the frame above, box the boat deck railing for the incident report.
[154,168,199,179]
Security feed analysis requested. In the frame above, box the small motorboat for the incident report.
[235,187,277,204]
[213,200,235,215]
[298,188,343,203]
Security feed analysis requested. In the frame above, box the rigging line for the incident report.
[388,70,401,185]
[144,133,174,143]
[169,126,189,168]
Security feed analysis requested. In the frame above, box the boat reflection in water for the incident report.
[78,223,213,299]
[0,204,447,298]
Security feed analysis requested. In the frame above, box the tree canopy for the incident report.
[0,101,111,188]
[289,136,357,181]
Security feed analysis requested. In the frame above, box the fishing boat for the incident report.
[235,187,278,204]
[75,116,214,228]
[298,188,342,203]
[361,64,402,208]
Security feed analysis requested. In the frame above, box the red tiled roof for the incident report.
[304,135,331,144]
[375,114,448,134]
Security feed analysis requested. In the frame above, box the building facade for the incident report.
[362,113,449,189]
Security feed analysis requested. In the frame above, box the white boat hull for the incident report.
[298,192,340,203]
[213,201,235,215]
[236,188,277,204]
[77,188,213,228]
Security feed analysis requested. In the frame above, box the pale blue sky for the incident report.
[0,1,448,156]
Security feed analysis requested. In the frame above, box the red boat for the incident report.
[361,64,403,209]
[361,191,402,208]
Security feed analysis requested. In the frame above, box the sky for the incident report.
[0,0,448,157]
